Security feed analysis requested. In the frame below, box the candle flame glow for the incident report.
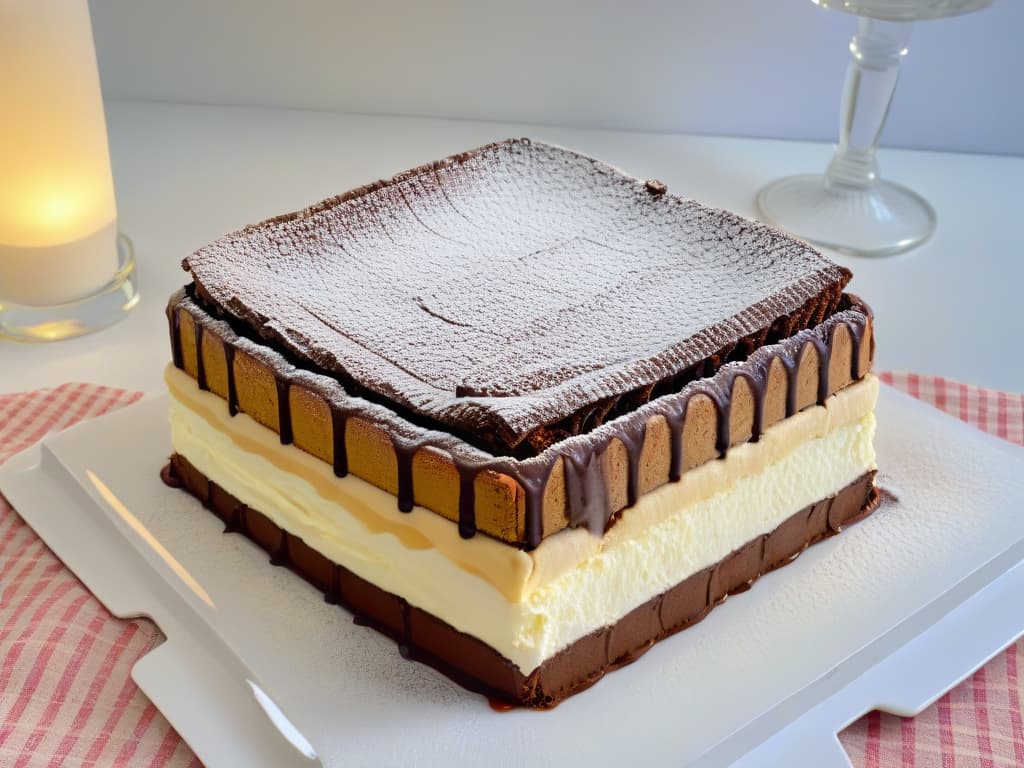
[0,2,118,249]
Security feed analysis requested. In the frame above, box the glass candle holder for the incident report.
[0,1,138,342]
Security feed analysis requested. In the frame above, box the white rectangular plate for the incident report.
[1,385,1023,767]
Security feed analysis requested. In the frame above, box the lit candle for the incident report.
[0,0,119,307]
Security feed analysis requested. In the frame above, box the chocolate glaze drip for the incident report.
[224,344,238,416]
[665,406,687,483]
[167,294,871,550]
[275,379,293,445]
[777,333,830,418]
[195,324,208,392]
[331,409,349,477]
[514,313,866,549]
[739,369,767,443]
[816,338,830,406]
[846,321,866,381]
[169,305,183,370]
[520,468,554,550]
[781,354,801,419]
[559,415,649,538]
[563,450,609,536]
[704,380,732,457]
[619,421,647,508]
[458,469,480,539]
[394,439,419,513]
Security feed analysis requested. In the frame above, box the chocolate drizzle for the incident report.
[845,321,866,381]
[519,468,554,550]
[394,439,419,513]
[620,422,647,508]
[331,409,349,477]
[224,344,238,416]
[777,333,831,418]
[816,339,830,406]
[705,381,732,457]
[458,468,480,539]
[781,354,801,419]
[195,324,208,392]
[169,305,183,370]
[665,406,687,483]
[166,293,872,550]
[276,379,293,445]
[563,450,609,536]
[741,369,767,443]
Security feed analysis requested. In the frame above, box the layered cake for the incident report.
[162,139,879,707]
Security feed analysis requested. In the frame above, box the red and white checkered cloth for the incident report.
[0,375,1021,767]
[841,373,1024,768]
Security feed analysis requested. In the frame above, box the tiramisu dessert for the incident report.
[162,139,879,708]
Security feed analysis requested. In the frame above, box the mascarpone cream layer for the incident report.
[167,366,877,672]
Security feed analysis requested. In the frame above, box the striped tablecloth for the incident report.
[0,374,1021,767]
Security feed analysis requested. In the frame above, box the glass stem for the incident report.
[825,17,913,190]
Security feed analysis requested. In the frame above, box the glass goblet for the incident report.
[756,0,995,257]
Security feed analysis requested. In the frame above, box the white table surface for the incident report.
[2,100,1021,394]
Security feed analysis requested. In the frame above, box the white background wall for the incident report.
[89,0,1021,156]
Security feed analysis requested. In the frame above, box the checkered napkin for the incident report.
[840,373,1024,768]
[0,376,1021,767]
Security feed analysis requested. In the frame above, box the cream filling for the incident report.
[165,366,878,600]
[167,367,877,672]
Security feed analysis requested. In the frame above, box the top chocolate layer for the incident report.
[183,138,850,454]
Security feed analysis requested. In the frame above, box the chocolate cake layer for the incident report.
[182,138,851,455]
[167,453,879,708]
[169,289,873,547]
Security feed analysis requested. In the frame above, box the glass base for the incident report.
[0,234,139,342]
[756,174,936,257]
